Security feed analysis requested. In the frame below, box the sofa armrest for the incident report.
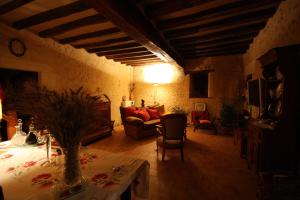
[124,116,144,125]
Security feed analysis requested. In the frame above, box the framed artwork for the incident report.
[194,102,206,111]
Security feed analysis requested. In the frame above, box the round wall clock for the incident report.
[8,38,26,57]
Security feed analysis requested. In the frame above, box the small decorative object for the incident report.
[4,84,102,196]
[25,118,37,145]
[11,119,26,146]
[8,38,26,57]
[194,102,206,111]
[141,99,145,107]
[169,106,189,115]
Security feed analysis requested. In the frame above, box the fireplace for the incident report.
[0,68,38,140]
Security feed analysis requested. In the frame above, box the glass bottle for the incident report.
[11,119,27,146]
[25,119,37,145]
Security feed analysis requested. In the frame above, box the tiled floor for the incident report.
[89,126,258,200]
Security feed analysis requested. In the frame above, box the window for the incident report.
[190,71,209,98]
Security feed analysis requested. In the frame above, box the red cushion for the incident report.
[134,109,151,121]
[124,106,137,118]
[199,119,211,124]
[147,108,160,120]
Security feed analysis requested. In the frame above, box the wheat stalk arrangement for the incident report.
[5,83,101,148]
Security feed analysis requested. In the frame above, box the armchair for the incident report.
[191,104,215,132]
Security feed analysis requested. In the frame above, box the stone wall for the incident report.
[243,0,300,118]
[133,55,244,122]
[0,23,131,128]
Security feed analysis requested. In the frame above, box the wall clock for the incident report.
[8,38,26,57]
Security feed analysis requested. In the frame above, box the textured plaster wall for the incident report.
[133,55,244,122]
[0,23,131,127]
[243,0,300,118]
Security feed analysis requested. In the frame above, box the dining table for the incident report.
[0,141,149,200]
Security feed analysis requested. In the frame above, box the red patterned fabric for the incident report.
[199,119,211,124]
[191,111,210,124]
[124,106,137,118]
[134,109,151,121]
[147,108,160,119]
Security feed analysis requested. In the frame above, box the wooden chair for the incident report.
[0,185,4,200]
[156,113,187,161]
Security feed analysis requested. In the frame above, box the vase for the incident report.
[61,145,83,187]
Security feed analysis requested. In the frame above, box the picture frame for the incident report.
[194,102,206,111]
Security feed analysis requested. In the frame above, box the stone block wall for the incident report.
[133,55,244,122]
[0,23,131,131]
[243,0,300,118]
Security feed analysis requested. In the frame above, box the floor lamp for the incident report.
[153,83,158,105]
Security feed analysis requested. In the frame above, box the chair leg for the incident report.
[162,147,165,161]
[180,147,184,161]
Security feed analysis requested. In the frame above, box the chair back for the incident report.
[0,185,4,200]
[161,113,187,140]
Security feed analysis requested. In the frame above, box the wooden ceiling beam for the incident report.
[145,0,219,19]
[176,36,253,50]
[12,1,89,29]
[87,43,141,53]
[73,37,132,48]
[105,52,153,59]
[39,14,107,38]
[170,23,264,45]
[157,0,280,30]
[59,28,120,44]
[165,8,275,39]
[96,47,148,56]
[183,49,246,59]
[0,0,33,16]
[180,43,249,55]
[82,0,184,67]
[121,60,163,65]
[113,55,158,61]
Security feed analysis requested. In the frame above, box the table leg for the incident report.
[121,185,131,200]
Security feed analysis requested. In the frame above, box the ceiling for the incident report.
[0,0,282,69]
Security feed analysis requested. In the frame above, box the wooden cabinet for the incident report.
[82,94,113,145]
[248,44,300,174]
[247,122,276,172]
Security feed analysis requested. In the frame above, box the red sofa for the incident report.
[119,105,165,139]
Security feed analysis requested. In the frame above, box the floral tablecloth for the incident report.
[0,141,149,200]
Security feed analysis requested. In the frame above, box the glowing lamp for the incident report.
[143,63,176,84]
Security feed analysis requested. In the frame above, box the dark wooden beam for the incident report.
[180,43,249,55]
[82,0,184,67]
[157,0,280,30]
[39,14,107,38]
[121,60,163,65]
[113,55,158,61]
[170,23,264,45]
[145,0,215,19]
[96,47,148,56]
[106,52,152,59]
[59,28,120,44]
[87,43,141,53]
[0,0,33,16]
[12,1,89,29]
[121,59,161,63]
[165,8,276,39]
[73,37,132,48]
[176,36,254,50]
[183,49,246,59]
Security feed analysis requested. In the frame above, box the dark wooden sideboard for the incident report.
[82,94,113,145]
[247,44,300,174]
